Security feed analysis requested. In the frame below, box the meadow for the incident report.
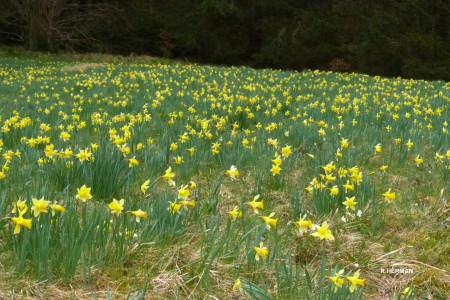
[0,52,449,299]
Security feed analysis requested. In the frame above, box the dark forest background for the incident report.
[1,0,449,80]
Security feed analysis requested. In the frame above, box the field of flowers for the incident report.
[0,53,449,299]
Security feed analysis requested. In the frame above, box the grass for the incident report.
[0,48,449,299]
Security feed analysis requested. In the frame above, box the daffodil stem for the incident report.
[148,178,160,189]
[318,241,327,299]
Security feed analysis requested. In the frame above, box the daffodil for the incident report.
[435,152,444,163]
[180,199,196,210]
[281,145,292,157]
[329,185,339,197]
[177,185,190,199]
[261,212,278,230]
[321,174,335,185]
[12,198,27,214]
[128,156,139,167]
[253,242,269,261]
[169,143,178,150]
[247,195,264,214]
[343,196,357,211]
[226,165,239,180]
[340,138,349,149]
[11,208,32,234]
[271,154,282,166]
[382,188,396,202]
[233,277,243,292]
[322,161,336,174]
[349,170,363,185]
[31,197,50,217]
[318,128,326,136]
[50,201,66,216]
[347,270,365,293]
[44,144,56,158]
[168,201,182,214]
[343,180,354,192]
[338,167,348,178]
[60,131,71,141]
[329,269,345,293]
[405,139,414,149]
[75,148,92,162]
[109,198,125,215]
[374,143,382,154]
[294,215,313,235]
[379,165,388,172]
[141,179,150,194]
[270,164,281,176]
[131,209,148,222]
[161,167,176,186]
[403,286,412,296]
[311,221,334,241]
[228,206,242,220]
[76,185,92,202]
[174,156,183,164]
[305,185,314,194]
[311,177,326,190]
[267,138,278,148]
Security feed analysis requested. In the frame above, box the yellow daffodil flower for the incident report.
[109,198,125,215]
[228,206,242,220]
[340,138,349,149]
[161,167,176,186]
[31,197,50,217]
[178,185,190,199]
[329,269,345,293]
[270,164,281,176]
[12,198,27,214]
[271,154,282,166]
[11,208,32,234]
[131,209,148,222]
[329,185,339,196]
[253,242,269,261]
[247,195,264,214]
[128,156,139,167]
[261,212,278,230]
[343,196,357,211]
[180,199,195,210]
[50,201,66,216]
[226,165,239,180]
[141,179,150,194]
[281,145,292,157]
[75,148,92,162]
[374,143,382,154]
[414,155,423,167]
[311,221,335,241]
[294,215,313,235]
[347,270,365,293]
[168,201,182,214]
[76,184,92,202]
[233,277,243,292]
[382,188,396,202]
[379,165,388,172]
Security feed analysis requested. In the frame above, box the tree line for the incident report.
[1,0,449,80]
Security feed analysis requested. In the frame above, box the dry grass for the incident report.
[62,63,107,72]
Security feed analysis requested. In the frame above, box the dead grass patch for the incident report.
[62,63,107,72]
